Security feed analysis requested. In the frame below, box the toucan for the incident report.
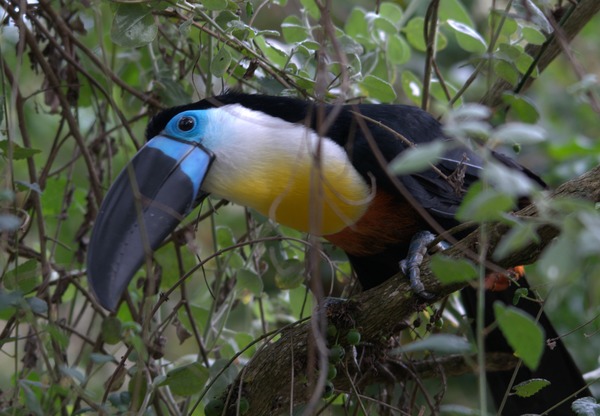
[87,93,589,414]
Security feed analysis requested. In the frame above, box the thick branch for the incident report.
[224,165,600,416]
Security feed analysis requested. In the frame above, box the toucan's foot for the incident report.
[400,230,449,300]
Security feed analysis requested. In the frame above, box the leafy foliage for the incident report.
[512,378,551,398]
[0,0,599,415]
[572,397,600,416]
[493,302,545,370]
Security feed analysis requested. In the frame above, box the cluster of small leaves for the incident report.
[107,0,554,106]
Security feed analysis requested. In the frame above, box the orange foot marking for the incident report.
[484,265,525,292]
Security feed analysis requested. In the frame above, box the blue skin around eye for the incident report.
[163,110,208,142]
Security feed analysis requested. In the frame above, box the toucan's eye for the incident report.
[178,116,195,132]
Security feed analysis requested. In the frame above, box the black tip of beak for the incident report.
[87,138,212,311]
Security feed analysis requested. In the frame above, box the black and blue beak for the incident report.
[87,135,214,311]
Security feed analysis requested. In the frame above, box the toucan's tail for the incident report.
[461,270,590,415]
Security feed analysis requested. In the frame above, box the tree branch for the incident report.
[220,165,600,416]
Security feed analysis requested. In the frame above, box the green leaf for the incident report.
[430,255,478,284]
[254,36,288,68]
[456,183,515,222]
[281,16,307,43]
[344,8,370,43]
[493,123,545,145]
[154,77,192,108]
[359,75,397,102]
[201,0,228,11]
[160,362,209,396]
[386,34,410,65]
[373,15,397,35]
[338,34,363,55]
[297,40,320,53]
[482,161,539,196]
[19,380,43,416]
[0,140,42,160]
[101,316,123,345]
[450,103,491,120]
[237,269,263,296]
[498,43,524,60]
[235,332,257,357]
[494,60,519,85]
[430,79,459,105]
[512,378,551,398]
[111,4,157,48]
[205,399,225,416]
[489,11,518,42]
[26,297,48,314]
[245,1,253,17]
[522,25,547,45]
[230,21,258,40]
[514,0,552,34]
[389,140,447,175]
[516,53,538,77]
[60,365,85,383]
[15,180,42,194]
[215,10,240,30]
[401,70,422,105]
[447,20,487,54]
[438,0,474,27]
[390,334,473,355]
[274,259,304,289]
[493,222,539,260]
[3,260,39,293]
[403,17,426,52]
[572,397,600,416]
[179,18,194,36]
[379,2,403,25]
[128,370,146,411]
[445,120,491,140]
[46,323,68,349]
[290,73,316,90]
[210,47,232,78]
[0,290,23,317]
[537,232,579,280]
[494,302,544,370]
[300,0,320,19]
[502,92,540,123]
[107,391,132,410]
[89,353,115,364]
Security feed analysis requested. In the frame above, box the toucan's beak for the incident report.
[87,136,214,311]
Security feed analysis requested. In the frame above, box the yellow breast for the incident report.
[200,104,371,235]
[202,105,370,235]
[252,155,370,235]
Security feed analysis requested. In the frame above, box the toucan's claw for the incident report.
[399,230,442,300]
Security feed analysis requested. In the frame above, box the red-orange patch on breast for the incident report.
[325,190,423,256]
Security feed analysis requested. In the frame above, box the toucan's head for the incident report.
[87,96,370,310]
